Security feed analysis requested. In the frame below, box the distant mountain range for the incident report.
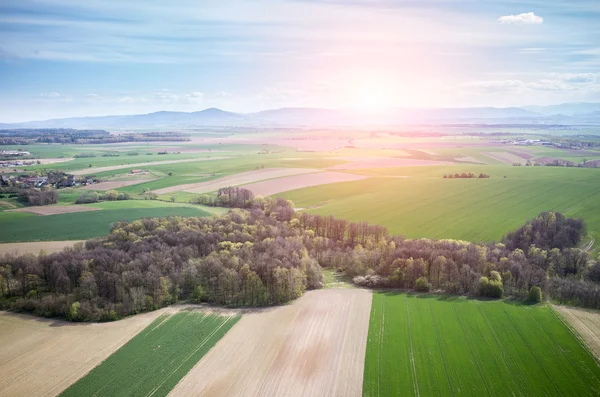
[2,103,600,129]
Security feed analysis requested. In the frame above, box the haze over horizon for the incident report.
[1,0,599,122]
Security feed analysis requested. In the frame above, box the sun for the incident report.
[356,81,390,111]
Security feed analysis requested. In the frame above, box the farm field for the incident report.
[243,171,368,196]
[363,292,600,397]
[0,201,213,242]
[71,156,231,175]
[154,167,320,194]
[170,289,372,397]
[61,311,240,397]
[554,305,600,362]
[0,309,170,397]
[282,165,600,243]
[0,240,84,255]
[8,204,101,215]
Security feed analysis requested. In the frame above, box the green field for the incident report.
[0,202,212,242]
[282,165,600,243]
[364,292,600,397]
[60,312,240,397]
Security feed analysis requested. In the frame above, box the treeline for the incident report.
[75,191,130,204]
[1,208,598,321]
[0,129,190,145]
[0,203,322,321]
[18,190,59,206]
[443,173,489,179]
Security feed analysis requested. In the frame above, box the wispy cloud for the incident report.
[40,92,61,97]
[498,12,543,25]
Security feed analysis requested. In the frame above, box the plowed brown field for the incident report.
[7,205,100,216]
[154,168,319,194]
[554,305,600,361]
[0,240,84,255]
[0,309,171,397]
[169,288,372,397]
[243,171,368,196]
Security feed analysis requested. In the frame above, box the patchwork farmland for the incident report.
[61,312,239,397]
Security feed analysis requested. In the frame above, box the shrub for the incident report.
[528,286,542,303]
[479,274,504,298]
[415,277,431,292]
[75,192,99,204]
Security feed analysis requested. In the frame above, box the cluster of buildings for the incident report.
[0,173,94,189]
[0,150,31,157]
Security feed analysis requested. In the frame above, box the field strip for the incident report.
[154,167,320,194]
[242,171,369,197]
[0,308,172,397]
[483,151,527,165]
[7,205,101,216]
[71,157,231,175]
[0,240,84,255]
[554,305,600,362]
[80,179,158,190]
[168,289,372,397]
[328,157,452,170]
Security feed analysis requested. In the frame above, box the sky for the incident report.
[0,0,599,122]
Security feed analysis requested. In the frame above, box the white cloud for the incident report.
[186,92,204,98]
[498,12,543,25]
[40,92,60,97]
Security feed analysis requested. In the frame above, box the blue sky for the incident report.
[0,0,599,122]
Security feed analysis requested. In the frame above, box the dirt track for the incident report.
[169,288,372,397]
[71,157,230,175]
[554,305,600,361]
[243,171,368,196]
[8,205,101,216]
[0,240,84,255]
[154,168,320,195]
[0,309,171,397]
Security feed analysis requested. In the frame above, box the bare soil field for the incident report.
[454,156,485,164]
[154,168,319,195]
[0,240,84,255]
[554,305,600,361]
[243,171,368,196]
[0,309,172,397]
[80,178,157,191]
[329,156,452,170]
[483,151,528,165]
[8,205,101,216]
[169,288,372,397]
[71,157,230,175]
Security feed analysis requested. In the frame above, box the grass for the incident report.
[322,268,355,288]
[60,311,240,397]
[363,292,600,397]
[282,166,600,244]
[0,204,212,242]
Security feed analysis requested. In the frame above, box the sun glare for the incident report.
[357,81,390,111]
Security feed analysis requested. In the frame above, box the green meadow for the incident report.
[0,201,212,242]
[281,166,600,243]
[363,292,600,397]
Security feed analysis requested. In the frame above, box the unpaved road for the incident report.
[554,305,600,361]
[71,157,230,175]
[0,309,172,397]
[169,288,372,397]
[0,240,84,255]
